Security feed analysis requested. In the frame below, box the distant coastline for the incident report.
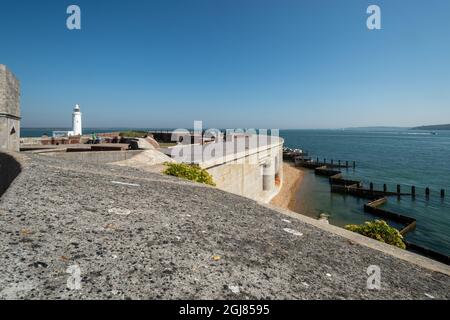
[411,124,450,131]
[344,124,450,131]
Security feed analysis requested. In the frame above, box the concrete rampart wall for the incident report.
[205,141,283,203]
[0,151,22,198]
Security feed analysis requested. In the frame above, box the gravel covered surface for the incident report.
[0,154,449,299]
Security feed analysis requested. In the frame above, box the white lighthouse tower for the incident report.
[72,104,82,136]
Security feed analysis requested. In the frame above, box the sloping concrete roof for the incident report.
[0,153,449,299]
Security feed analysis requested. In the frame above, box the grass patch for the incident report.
[345,220,406,249]
[158,142,178,148]
[163,162,215,186]
[119,131,148,138]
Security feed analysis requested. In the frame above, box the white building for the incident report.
[52,104,82,138]
[72,104,82,136]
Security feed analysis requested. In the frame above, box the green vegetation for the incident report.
[345,220,406,249]
[163,163,215,186]
[158,142,178,148]
[119,131,148,138]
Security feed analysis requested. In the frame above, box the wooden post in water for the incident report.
[316,157,319,163]
[397,184,401,195]
[331,159,334,166]
[412,186,416,198]
[324,158,326,164]
[426,187,430,198]
[338,160,341,167]
[353,161,356,169]
[383,184,387,193]
[346,160,349,168]
[441,189,445,198]
[370,183,374,192]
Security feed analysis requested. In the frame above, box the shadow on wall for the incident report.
[0,152,22,197]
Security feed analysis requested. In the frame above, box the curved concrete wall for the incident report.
[205,139,284,203]
[0,151,22,198]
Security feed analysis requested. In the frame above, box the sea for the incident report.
[281,128,450,257]
[21,127,450,256]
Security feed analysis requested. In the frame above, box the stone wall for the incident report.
[0,65,20,152]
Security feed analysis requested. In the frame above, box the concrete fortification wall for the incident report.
[204,137,284,203]
[0,65,20,152]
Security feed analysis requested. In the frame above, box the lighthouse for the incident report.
[72,104,82,136]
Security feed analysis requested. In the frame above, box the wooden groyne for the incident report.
[295,157,442,199]
[295,158,355,169]
[364,198,417,236]
[360,199,450,263]
[406,242,450,265]
[283,150,449,265]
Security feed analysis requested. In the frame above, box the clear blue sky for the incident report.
[1,0,449,129]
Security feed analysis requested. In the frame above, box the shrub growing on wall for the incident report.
[163,163,216,186]
[345,220,406,249]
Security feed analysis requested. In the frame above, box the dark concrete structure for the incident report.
[0,151,21,197]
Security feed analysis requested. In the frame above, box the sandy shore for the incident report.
[270,162,304,211]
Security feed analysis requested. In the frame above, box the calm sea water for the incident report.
[280,129,450,256]
[22,127,450,256]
